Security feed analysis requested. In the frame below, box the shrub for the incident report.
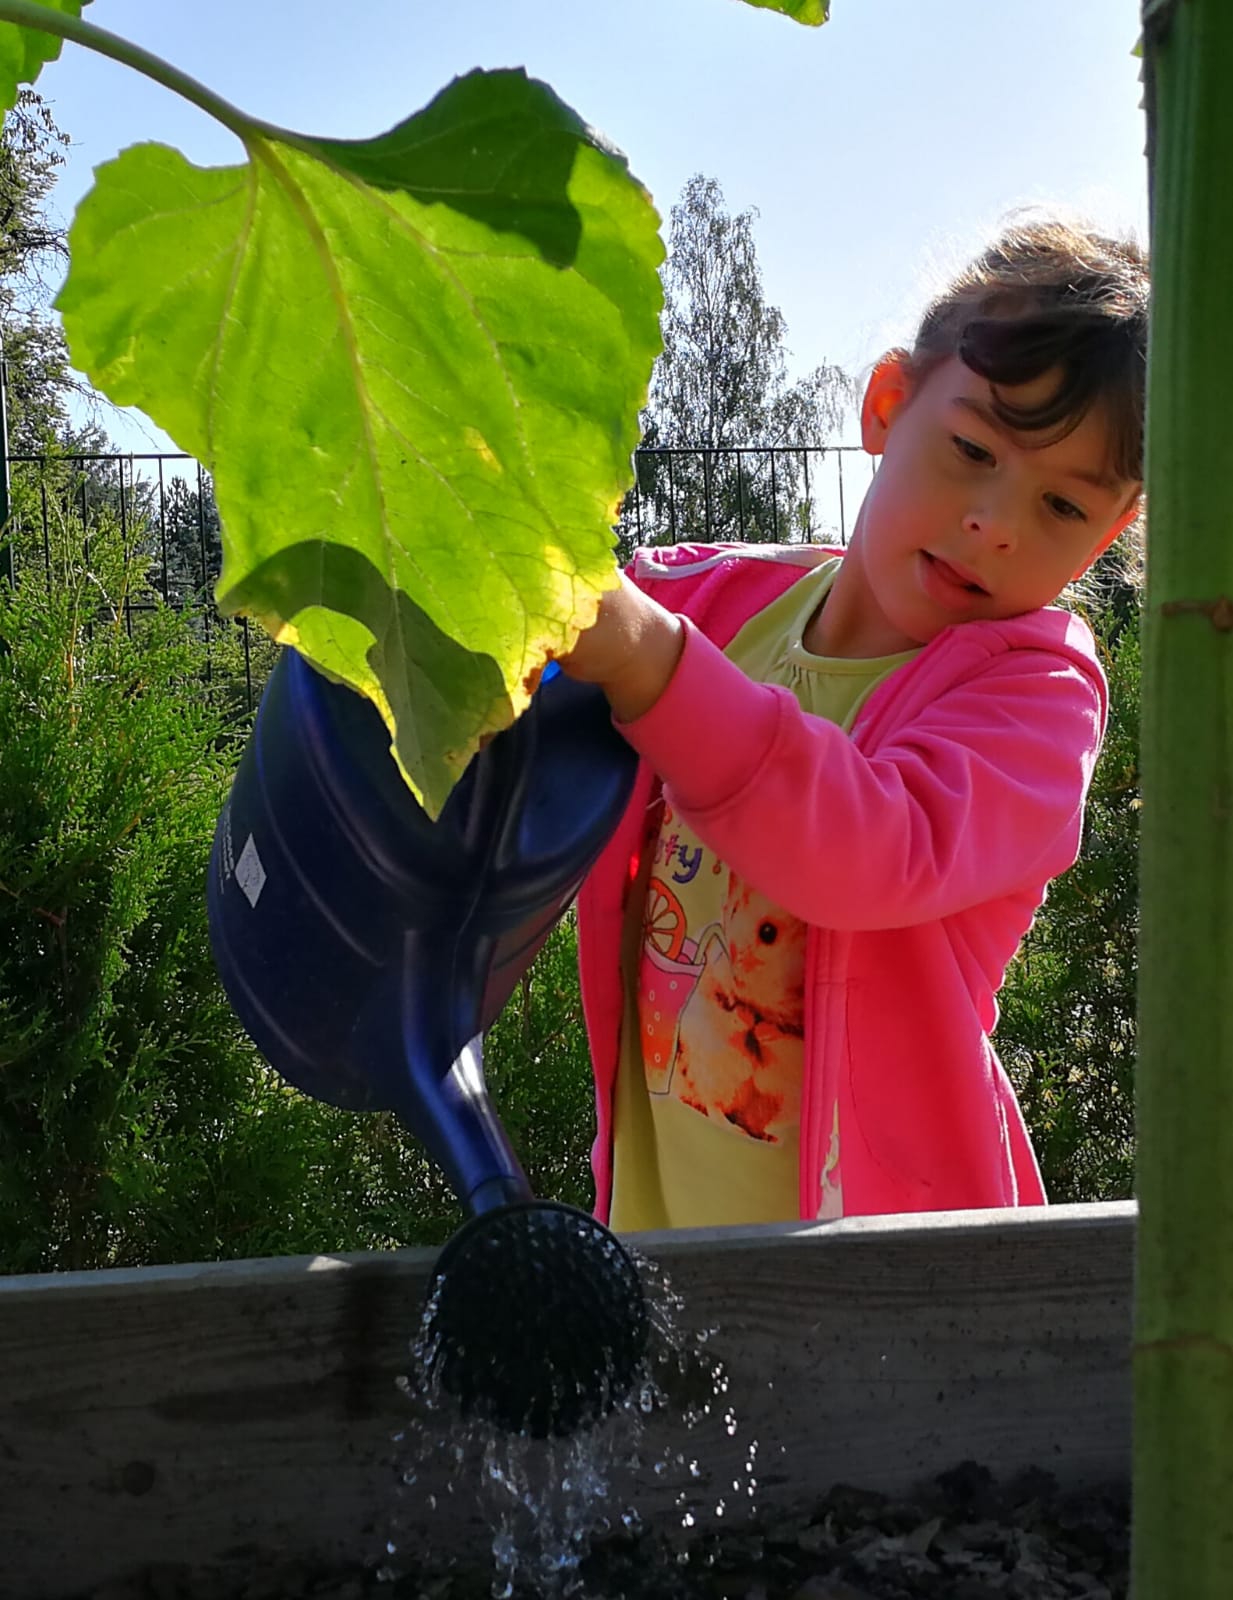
[483,913,597,1213]
[0,520,456,1269]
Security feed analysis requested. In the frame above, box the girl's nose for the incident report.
[962,505,1017,552]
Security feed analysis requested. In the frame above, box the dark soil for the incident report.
[79,1461,1128,1600]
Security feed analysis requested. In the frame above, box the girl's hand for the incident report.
[557,574,685,723]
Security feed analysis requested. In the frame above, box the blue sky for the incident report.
[38,0,1147,452]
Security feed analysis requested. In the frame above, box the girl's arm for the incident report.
[569,589,1104,931]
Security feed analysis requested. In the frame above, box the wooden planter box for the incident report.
[0,1200,1134,1599]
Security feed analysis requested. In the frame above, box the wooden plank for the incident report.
[0,1201,1135,1599]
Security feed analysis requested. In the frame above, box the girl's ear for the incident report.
[1073,492,1143,578]
[860,350,914,457]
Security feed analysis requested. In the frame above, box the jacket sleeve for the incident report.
[617,618,1104,931]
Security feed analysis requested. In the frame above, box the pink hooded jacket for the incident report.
[575,543,1109,1224]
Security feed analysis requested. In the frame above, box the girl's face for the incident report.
[830,353,1140,657]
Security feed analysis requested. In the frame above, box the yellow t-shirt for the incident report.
[608,559,920,1231]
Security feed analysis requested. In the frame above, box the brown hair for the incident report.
[906,218,1149,484]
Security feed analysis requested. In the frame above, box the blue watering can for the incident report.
[207,647,647,1436]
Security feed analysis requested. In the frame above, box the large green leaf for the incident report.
[738,0,829,23]
[57,69,663,814]
[0,0,89,112]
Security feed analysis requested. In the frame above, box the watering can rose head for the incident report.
[419,1200,649,1439]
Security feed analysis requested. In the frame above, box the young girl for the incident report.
[562,218,1147,1231]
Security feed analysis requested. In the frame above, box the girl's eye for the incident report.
[953,434,992,465]
[1045,494,1086,523]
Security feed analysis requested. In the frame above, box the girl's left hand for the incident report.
[557,574,685,723]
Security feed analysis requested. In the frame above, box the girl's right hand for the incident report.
[557,574,686,724]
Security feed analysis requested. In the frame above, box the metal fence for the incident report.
[8,450,220,600]
[621,443,869,551]
[3,442,865,713]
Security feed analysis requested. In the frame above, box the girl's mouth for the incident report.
[923,551,989,596]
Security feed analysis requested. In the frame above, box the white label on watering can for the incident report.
[236,833,267,909]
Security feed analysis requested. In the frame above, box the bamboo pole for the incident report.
[1134,1,1233,1593]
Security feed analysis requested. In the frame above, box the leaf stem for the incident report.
[0,0,272,146]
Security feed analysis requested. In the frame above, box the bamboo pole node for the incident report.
[1159,596,1233,631]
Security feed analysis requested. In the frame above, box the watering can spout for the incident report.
[414,1036,535,1215]
[467,1171,536,1215]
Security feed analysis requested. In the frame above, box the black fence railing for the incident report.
[3,442,864,714]
[3,449,259,703]
[620,444,869,553]
[9,451,219,605]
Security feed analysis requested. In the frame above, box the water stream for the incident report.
[380,1250,758,1598]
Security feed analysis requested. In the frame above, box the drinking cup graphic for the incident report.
[637,879,709,1093]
